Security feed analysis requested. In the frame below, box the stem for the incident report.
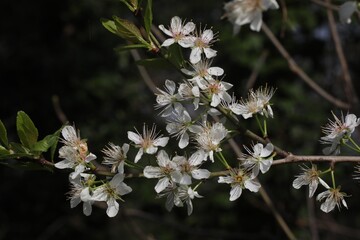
[331,169,336,189]
[349,137,360,152]
[216,152,231,169]
[255,114,265,137]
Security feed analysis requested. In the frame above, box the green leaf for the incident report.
[144,0,153,37]
[113,16,148,46]
[32,134,59,153]
[119,0,138,12]
[0,145,10,155]
[114,44,148,52]
[16,111,39,148]
[0,119,8,148]
[166,44,185,68]
[101,18,117,34]
[10,142,30,154]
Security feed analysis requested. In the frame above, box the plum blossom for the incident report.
[181,59,224,83]
[239,143,274,178]
[143,150,181,193]
[316,187,348,213]
[155,79,182,117]
[339,1,358,24]
[218,168,261,201]
[234,85,275,119]
[67,173,95,216]
[223,0,279,33]
[189,28,217,64]
[101,142,129,173]
[196,78,233,107]
[195,122,228,162]
[55,125,97,179]
[91,164,132,217]
[292,164,329,198]
[128,124,169,163]
[166,105,202,149]
[159,16,195,48]
[320,112,360,155]
[178,82,201,110]
[158,183,202,215]
[172,150,210,185]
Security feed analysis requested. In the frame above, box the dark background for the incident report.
[1,0,360,239]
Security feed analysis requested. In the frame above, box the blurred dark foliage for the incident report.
[1,0,360,239]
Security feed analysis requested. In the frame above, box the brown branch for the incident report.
[261,23,350,109]
[325,0,358,106]
[272,154,360,166]
[311,0,339,11]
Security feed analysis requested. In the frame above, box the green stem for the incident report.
[331,169,336,189]
[263,119,268,137]
[216,152,231,169]
[255,114,265,137]
[343,141,360,153]
[349,137,360,152]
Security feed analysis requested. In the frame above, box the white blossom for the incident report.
[223,0,279,33]
[196,78,233,107]
[178,82,201,110]
[155,79,182,117]
[159,16,195,48]
[128,124,169,163]
[166,105,202,149]
[316,187,348,213]
[189,28,217,64]
[172,150,210,185]
[236,85,275,119]
[320,112,360,155]
[55,126,97,179]
[181,59,224,83]
[91,165,132,217]
[339,1,358,24]
[239,143,274,178]
[143,150,181,193]
[218,168,261,201]
[158,183,202,215]
[292,164,329,198]
[102,142,129,173]
[67,174,95,216]
[195,122,228,162]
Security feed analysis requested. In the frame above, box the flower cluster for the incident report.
[55,126,132,217]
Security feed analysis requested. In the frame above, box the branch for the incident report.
[272,154,360,166]
[261,23,350,109]
[325,0,358,106]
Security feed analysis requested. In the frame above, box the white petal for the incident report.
[54,159,75,169]
[155,177,170,193]
[110,173,125,187]
[106,198,119,217]
[91,186,108,201]
[244,179,261,192]
[158,24,173,37]
[261,143,274,157]
[157,150,170,167]
[170,16,182,34]
[134,148,144,163]
[179,37,195,48]
[182,22,195,35]
[83,202,93,216]
[143,166,163,178]
[207,67,224,76]
[292,176,306,189]
[259,159,273,174]
[203,48,217,59]
[179,132,189,149]
[339,1,357,24]
[127,131,142,144]
[191,169,211,180]
[162,38,175,47]
[308,180,318,198]
[70,197,81,208]
[250,12,263,32]
[85,153,97,163]
[201,29,214,43]
[62,126,77,142]
[229,185,242,201]
[190,47,202,64]
[116,182,132,196]
[188,150,206,166]
[145,145,158,154]
[320,197,336,213]
[153,137,169,147]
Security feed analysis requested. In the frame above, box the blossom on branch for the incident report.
[316,187,348,213]
[101,142,129,173]
[189,28,217,64]
[292,164,329,198]
[55,125,97,179]
[218,168,261,201]
[128,124,169,163]
[159,16,195,48]
[223,0,279,33]
[320,112,360,155]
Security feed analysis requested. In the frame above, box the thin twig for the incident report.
[52,95,68,124]
[325,0,358,106]
[307,197,319,240]
[261,23,350,109]
[311,0,339,11]
[272,154,360,165]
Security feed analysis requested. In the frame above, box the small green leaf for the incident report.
[10,142,30,154]
[119,0,138,12]
[32,134,59,153]
[0,145,10,155]
[114,44,148,52]
[101,18,117,34]
[16,111,38,148]
[0,119,8,148]
[144,0,153,37]
[113,16,148,46]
